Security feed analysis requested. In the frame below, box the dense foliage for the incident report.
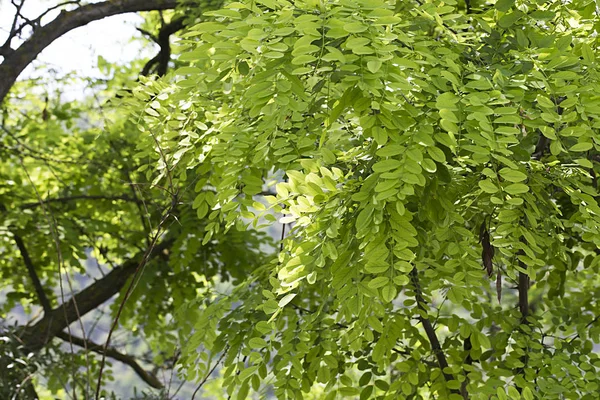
[3,0,600,398]
[158,0,600,398]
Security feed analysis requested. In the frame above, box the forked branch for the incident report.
[0,0,178,103]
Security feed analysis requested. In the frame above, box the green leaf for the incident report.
[495,0,515,12]
[344,22,368,33]
[367,60,382,73]
[581,43,595,63]
[356,205,374,232]
[479,179,499,193]
[249,337,268,349]
[570,142,593,152]
[263,300,279,314]
[175,66,203,75]
[440,119,458,134]
[190,22,226,33]
[372,159,402,172]
[504,183,529,194]
[539,126,556,140]
[439,109,459,123]
[497,388,508,400]
[427,147,446,162]
[368,276,390,289]
[381,284,397,302]
[507,386,521,399]
[499,168,527,183]
[478,331,491,349]
[498,11,524,28]
[278,293,297,307]
[436,93,459,110]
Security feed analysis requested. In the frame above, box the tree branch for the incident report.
[410,268,464,397]
[18,238,173,351]
[0,0,178,103]
[12,232,52,313]
[55,331,163,389]
[140,17,185,77]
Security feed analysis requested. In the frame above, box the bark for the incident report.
[140,17,185,77]
[13,233,53,313]
[0,0,178,104]
[18,239,172,351]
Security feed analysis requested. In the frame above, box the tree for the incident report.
[2,0,600,399]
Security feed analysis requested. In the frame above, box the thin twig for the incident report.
[19,158,92,398]
[94,199,177,399]
[191,348,228,400]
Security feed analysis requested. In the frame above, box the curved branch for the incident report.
[0,0,178,104]
[56,331,163,389]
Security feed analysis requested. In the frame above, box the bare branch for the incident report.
[95,199,177,398]
[0,0,178,103]
[55,331,163,389]
[191,348,228,400]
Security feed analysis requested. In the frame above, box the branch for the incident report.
[55,331,163,389]
[410,268,464,398]
[191,348,228,400]
[20,194,147,209]
[18,238,173,351]
[12,232,52,313]
[518,268,529,325]
[140,17,185,77]
[0,0,26,56]
[0,0,178,103]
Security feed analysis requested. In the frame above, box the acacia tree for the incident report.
[140,0,600,399]
[3,0,600,399]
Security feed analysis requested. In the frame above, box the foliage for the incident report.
[0,30,271,398]
[121,0,600,398]
[0,330,42,399]
[3,0,600,398]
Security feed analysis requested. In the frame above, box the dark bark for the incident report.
[518,269,529,325]
[18,239,172,351]
[140,17,185,77]
[13,233,52,313]
[0,0,178,104]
